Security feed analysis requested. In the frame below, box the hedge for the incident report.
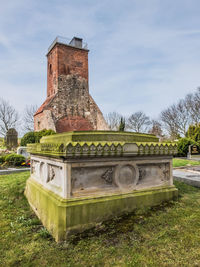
[21,129,56,146]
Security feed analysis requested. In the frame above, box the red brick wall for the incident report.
[55,116,93,132]
[47,43,88,98]
[34,39,109,133]
[47,47,58,97]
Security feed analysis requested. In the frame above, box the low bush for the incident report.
[21,129,56,146]
[0,155,6,164]
[177,137,197,157]
[35,129,56,143]
[5,153,25,166]
[20,132,36,146]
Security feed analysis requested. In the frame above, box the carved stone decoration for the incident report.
[97,144,103,155]
[82,144,89,153]
[90,144,96,155]
[101,168,113,184]
[139,145,144,155]
[136,163,170,188]
[150,145,154,155]
[104,144,110,154]
[114,164,139,190]
[164,145,168,154]
[31,160,40,178]
[71,166,117,194]
[110,144,115,153]
[144,145,149,155]
[75,144,81,154]
[59,144,65,152]
[31,160,36,174]
[40,162,45,179]
[161,163,170,181]
[138,166,146,182]
[160,145,164,155]
[47,165,55,183]
[66,143,74,154]
[169,145,173,155]
[155,145,159,155]
[116,144,122,155]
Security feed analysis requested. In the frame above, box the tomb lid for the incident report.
[40,131,159,144]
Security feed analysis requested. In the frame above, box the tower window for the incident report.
[49,64,52,75]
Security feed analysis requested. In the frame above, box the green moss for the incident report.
[27,141,177,157]
[25,178,178,242]
[40,131,159,144]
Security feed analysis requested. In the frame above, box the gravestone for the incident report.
[188,144,200,159]
[17,146,30,158]
[5,128,18,150]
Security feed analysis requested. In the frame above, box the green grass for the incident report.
[1,172,200,266]
[173,158,200,167]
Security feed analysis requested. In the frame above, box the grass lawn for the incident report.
[173,158,200,167]
[1,172,200,266]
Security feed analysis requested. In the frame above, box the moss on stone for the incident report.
[25,178,178,242]
[27,140,177,158]
[40,131,159,144]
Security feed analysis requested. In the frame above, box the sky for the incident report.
[1,0,200,124]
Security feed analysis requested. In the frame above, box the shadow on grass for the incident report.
[174,180,200,196]
[68,199,177,246]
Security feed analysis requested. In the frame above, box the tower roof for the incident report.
[47,36,88,55]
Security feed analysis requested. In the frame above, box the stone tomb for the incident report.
[25,131,178,241]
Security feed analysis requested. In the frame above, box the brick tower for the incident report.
[34,36,109,132]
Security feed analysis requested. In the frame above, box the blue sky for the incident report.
[1,0,200,121]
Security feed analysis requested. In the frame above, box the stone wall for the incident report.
[34,74,109,132]
[47,43,89,98]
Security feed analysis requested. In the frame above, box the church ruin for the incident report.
[34,36,109,132]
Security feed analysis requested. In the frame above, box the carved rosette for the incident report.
[114,164,139,190]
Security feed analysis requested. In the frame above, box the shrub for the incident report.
[5,154,25,166]
[186,124,200,142]
[21,129,56,146]
[177,138,197,157]
[34,129,56,143]
[0,155,5,164]
[20,132,36,146]
[186,125,196,139]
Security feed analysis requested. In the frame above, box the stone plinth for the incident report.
[25,131,178,241]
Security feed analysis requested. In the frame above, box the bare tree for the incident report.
[160,99,191,139]
[185,88,200,124]
[0,98,19,136]
[23,105,38,132]
[148,120,163,137]
[127,111,151,133]
[105,112,123,130]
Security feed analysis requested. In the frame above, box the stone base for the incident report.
[25,177,178,242]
